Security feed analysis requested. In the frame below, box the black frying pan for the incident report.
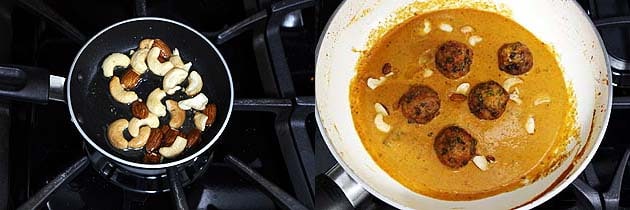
[0,17,234,169]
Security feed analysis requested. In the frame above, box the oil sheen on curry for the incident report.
[350,9,576,200]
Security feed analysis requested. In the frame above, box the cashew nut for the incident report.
[166,100,185,129]
[374,103,388,116]
[163,68,188,92]
[503,77,524,91]
[423,68,434,78]
[534,96,551,106]
[472,155,489,171]
[422,19,431,34]
[128,113,160,137]
[129,126,151,149]
[455,83,471,95]
[526,115,535,134]
[178,93,208,111]
[139,39,155,49]
[194,112,209,131]
[109,76,138,104]
[169,48,192,71]
[147,88,167,117]
[374,114,391,133]
[460,25,474,34]
[469,35,483,46]
[159,136,187,158]
[130,48,149,74]
[165,86,182,95]
[439,23,453,32]
[147,47,174,76]
[185,71,203,96]
[107,119,129,149]
[102,53,130,78]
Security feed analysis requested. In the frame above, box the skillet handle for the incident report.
[0,65,53,104]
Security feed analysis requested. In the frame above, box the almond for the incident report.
[186,129,201,149]
[131,101,149,119]
[145,128,163,153]
[143,152,161,164]
[159,124,170,135]
[152,39,172,62]
[120,68,141,90]
[449,93,467,101]
[203,103,217,126]
[162,128,180,147]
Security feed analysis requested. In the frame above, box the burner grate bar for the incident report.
[17,156,88,210]
[225,155,309,210]
[16,0,86,44]
[603,147,630,210]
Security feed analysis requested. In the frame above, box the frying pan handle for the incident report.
[315,164,370,208]
[0,65,64,104]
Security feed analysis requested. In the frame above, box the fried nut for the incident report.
[139,39,155,50]
[184,71,203,96]
[159,124,170,134]
[203,103,217,126]
[449,93,467,101]
[374,103,388,116]
[129,126,151,149]
[107,119,129,149]
[130,48,149,74]
[109,76,138,104]
[367,77,387,90]
[503,77,524,92]
[534,96,551,106]
[374,114,391,133]
[147,47,174,76]
[128,113,159,137]
[166,100,186,128]
[147,88,167,117]
[121,68,141,90]
[145,128,163,153]
[163,68,188,92]
[178,93,209,111]
[526,115,535,134]
[165,86,182,95]
[509,87,522,105]
[186,129,201,149]
[460,25,474,34]
[162,128,180,147]
[422,19,431,34]
[472,155,489,171]
[102,53,130,78]
[193,112,209,131]
[159,136,187,158]
[468,35,483,46]
[152,39,172,62]
[143,152,162,164]
[423,68,434,78]
[439,23,453,32]
[131,101,149,119]
[455,83,470,95]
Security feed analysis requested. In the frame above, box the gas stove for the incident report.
[2,0,321,209]
[3,0,630,210]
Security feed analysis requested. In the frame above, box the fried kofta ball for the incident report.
[434,126,477,169]
[498,42,533,75]
[435,40,474,79]
[398,85,440,124]
[468,81,509,120]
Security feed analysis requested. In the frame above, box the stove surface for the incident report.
[3,0,630,209]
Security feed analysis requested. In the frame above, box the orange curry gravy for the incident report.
[350,9,576,200]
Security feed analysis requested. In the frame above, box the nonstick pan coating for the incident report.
[67,18,233,169]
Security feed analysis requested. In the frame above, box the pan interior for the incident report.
[68,18,232,166]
